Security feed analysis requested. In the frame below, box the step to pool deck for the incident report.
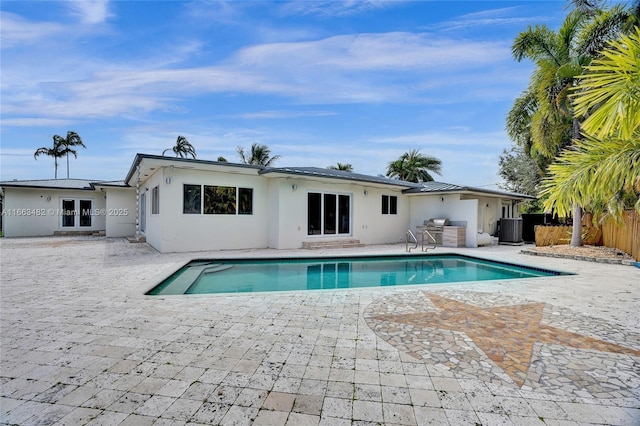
[302,239,365,249]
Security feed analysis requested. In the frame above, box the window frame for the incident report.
[307,191,351,236]
[151,185,160,215]
[60,198,94,228]
[381,195,398,215]
[183,184,253,216]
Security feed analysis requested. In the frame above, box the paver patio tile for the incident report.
[413,406,449,425]
[292,394,323,416]
[133,394,176,417]
[253,409,289,425]
[54,407,102,425]
[263,391,295,412]
[85,409,129,425]
[160,397,203,421]
[321,396,352,419]
[352,399,384,422]
[285,412,320,425]
[1,238,637,426]
[383,402,417,425]
[190,401,231,424]
[118,413,157,426]
[219,405,259,425]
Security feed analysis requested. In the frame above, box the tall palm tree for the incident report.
[236,143,280,167]
[163,135,196,159]
[54,131,85,178]
[386,149,442,183]
[540,27,640,218]
[328,163,353,172]
[34,137,65,179]
[509,2,633,245]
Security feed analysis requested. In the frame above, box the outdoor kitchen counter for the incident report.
[442,225,466,247]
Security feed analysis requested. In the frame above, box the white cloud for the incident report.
[66,0,112,24]
[279,0,400,17]
[0,12,64,48]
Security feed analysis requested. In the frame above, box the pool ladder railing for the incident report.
[406,229,437,252]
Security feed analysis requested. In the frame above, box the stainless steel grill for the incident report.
[420,218,449,245]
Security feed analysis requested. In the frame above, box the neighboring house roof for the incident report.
[0,179,103,191]
[404,181,535,200]
[259,167,419,189]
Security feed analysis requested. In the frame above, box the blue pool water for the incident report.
[147,254,567,295]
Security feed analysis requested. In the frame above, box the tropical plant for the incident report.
[386,149,442,183]
[540,27,640,219]
[236,143,280,167]
[34,131,85,179]
[509,1,634,245]
[498,146,544,213]
[163,135,196,159]
[328,163,353,172]
[54,131,85,179]
[34,138,65,179]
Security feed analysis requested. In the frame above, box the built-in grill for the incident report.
[418,218,449,245]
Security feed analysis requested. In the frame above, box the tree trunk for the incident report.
[66,154,70,178]
[569,118,583,247]
[570,206,583,247]
[54,157,58,179]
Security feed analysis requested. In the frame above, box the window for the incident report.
[140,192,146,232]
[204,185,236,215]
[183,184,253,215]
[183,184,201,214]
[151,186,159,215]
[308,192,351,236]
[79,200,92,227]
[62,199,75,227]
[238,188,253,215]
[382,195,398,215]
[61,199,93,228]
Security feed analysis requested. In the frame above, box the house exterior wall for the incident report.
[2,187,106,237]
[104,188,136,237]
[139,167,270,252]
[266,178,409,249]
[408,194,479,247]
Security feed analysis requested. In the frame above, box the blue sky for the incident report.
[1,1,567,187]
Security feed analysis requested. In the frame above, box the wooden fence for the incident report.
[535,210,639,261]
[602,210,639,261]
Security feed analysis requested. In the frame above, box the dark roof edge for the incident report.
[259,167,418,188]
[404,184,536,200]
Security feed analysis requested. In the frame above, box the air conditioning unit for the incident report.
[499,218,523,243]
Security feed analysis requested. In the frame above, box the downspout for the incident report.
[135,164,140,239]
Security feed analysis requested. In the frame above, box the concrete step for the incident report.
[302,239,364,250]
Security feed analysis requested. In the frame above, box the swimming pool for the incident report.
[147,254,568,295]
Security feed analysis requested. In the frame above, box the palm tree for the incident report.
[54,131,85,178]
[509,2,633,245]
[328,163,353,172]
[386,149,442,183]
[163,135,196,159]
[540,27,640,219]
[34,137,65,179]
[236,143,280,167]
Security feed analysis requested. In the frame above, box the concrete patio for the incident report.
[1,236,638,425]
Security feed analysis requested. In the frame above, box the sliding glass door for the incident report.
[308,192,350,236]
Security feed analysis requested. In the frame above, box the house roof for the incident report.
[403,181,535,200]
[124,153,263,185]
[259,167,419,189]
[0,178,103,191]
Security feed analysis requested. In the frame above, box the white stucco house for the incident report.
[1,154,533,252]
